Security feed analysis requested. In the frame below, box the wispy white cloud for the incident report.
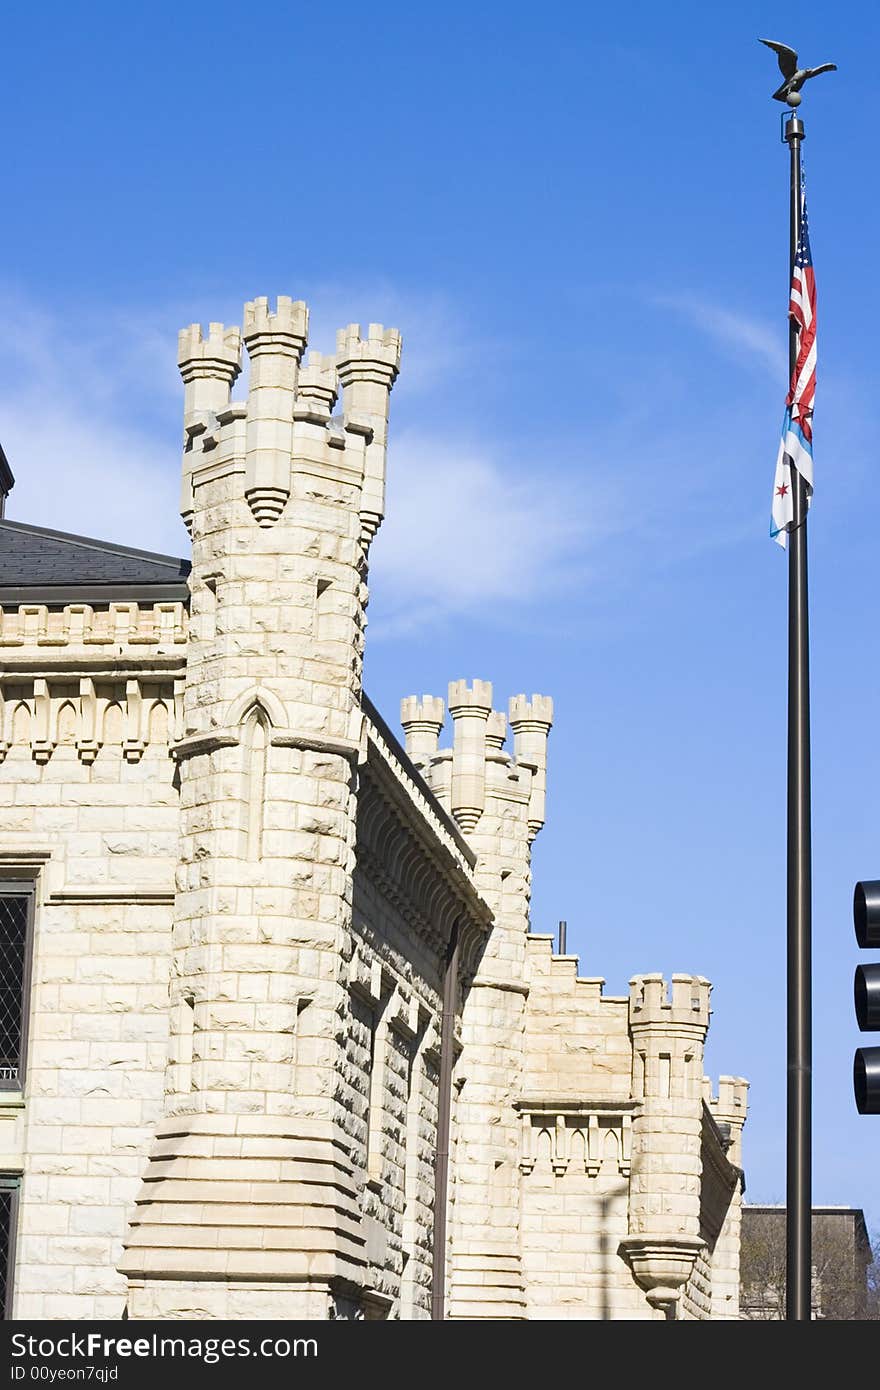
[2,284,751,635]
[656,292,788,378]
[0,289,184,553]
[0,286,620,629]
[369,430,619,636]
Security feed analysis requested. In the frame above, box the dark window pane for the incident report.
[0,898,28,1085]
[0,1186,12,1318]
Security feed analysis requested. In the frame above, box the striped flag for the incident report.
[771,171,817,547]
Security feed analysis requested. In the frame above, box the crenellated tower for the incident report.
[704,1074,749,1318]
[120,296,400,1319]
[399,695,445,772]
[242,295,309,525]
[401,682,553,1318]
[622,973,713,1316]
[177,321,242,531]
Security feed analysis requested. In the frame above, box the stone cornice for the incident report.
[700,1101,743,1198]
[514,1096,639,1114]
[356,737,493,966]
[0,661,186,680]
[361,694,475,865]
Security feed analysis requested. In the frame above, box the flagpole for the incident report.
[783,108,812,1322]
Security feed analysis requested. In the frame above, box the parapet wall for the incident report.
[523,934,631,1102]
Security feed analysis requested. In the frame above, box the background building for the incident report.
[0,295,748,1319]
[740,1205,875,1320]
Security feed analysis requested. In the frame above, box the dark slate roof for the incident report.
[0,520,191,604]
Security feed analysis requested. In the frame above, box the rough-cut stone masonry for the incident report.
[0,293,748,1320]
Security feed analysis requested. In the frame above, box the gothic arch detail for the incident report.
[224,685,286,730]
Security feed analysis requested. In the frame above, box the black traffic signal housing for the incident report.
[853,881,880,1113]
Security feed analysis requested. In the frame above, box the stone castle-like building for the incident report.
[0,296,748,1320]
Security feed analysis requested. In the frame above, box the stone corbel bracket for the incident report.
[618,1235,706,1315]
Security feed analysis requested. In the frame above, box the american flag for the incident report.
[771,172,816,548]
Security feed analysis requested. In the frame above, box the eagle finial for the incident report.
[759,39,837,107]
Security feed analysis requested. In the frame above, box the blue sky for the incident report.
[2,2,878,1231]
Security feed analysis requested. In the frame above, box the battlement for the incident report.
[0,600,188,652]
[177,322,242,382]
[335,323,402,383]
[295,351,339,419]
[177,294,401,536]
[400,679,553,842]
[400,695,445,768]
[448,679,493,715]
[629,972,712,1031]
[400,694,446,727]
[242,295,309,354]
[486,710,507,751]
[704,1074,749,1125]
[508,693,554,732]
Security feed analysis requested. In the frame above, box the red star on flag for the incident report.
[776,483,789,498]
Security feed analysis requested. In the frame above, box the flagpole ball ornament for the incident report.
[759,39,837,106]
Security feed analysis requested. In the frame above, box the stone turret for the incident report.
[336,323,401,541]
[447,679,493,832]
[242,295,309,525]
[120,297,400,1319]
[705,1074,749,1319]
[399,695,445,771]
[621,973,712,1316]
[508,694,553,840]
[401,679,553,1318]
[177,322,242,529]
[707,1074,749,1167]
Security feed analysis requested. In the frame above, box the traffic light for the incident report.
[853,881,880,1113]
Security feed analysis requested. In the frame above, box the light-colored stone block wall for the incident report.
[521,1164,660,1320]
[0,288,751,1322]
[0,655,181,1318]
[519,936,657,1318]
[349,871,442,1319]
[523,937,631,1100]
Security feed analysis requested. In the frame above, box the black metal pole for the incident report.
[783,110,812,1322]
